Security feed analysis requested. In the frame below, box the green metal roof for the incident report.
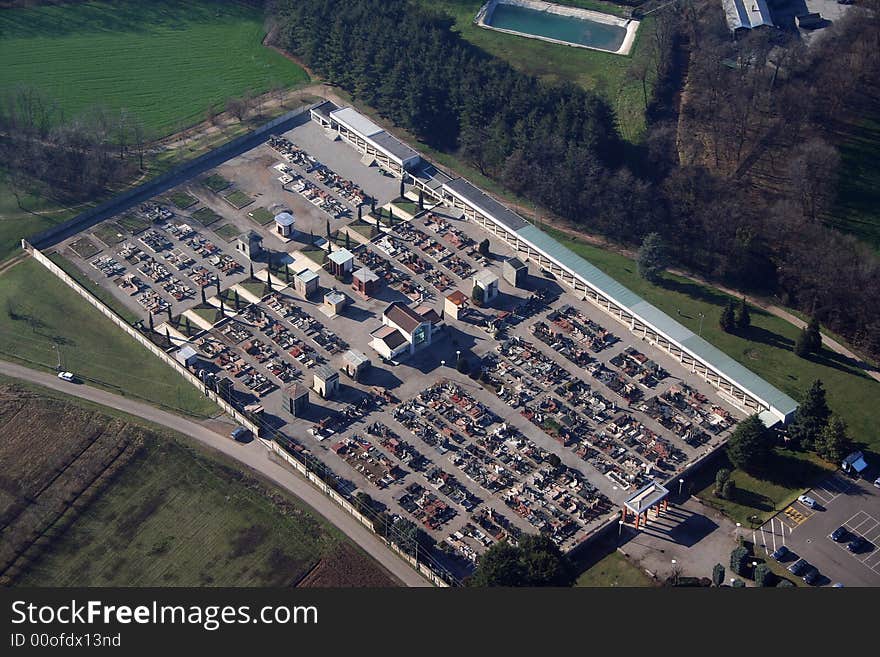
[515,225,798,420]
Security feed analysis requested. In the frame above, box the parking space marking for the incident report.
[832,510,880,576]
[783,506,810,526]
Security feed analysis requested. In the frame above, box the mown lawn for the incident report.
[694,450,836,526]
[0,257,217,417]
[543,227,880,454]
[420,0,656,141]
[575,550,655,587]
[0,0,309,136]
[20,431,341,586]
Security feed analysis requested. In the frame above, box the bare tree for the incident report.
[226,97,248,123]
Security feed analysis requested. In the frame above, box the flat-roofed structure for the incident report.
[722,0,773,31]
[313,105,421,176]
[622,481,670,530]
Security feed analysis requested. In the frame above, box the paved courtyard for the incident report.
[49,112,749,575]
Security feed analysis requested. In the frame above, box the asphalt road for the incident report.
[755,472,880,587]
[0,360,431,588]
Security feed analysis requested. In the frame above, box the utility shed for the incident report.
[175,345,199,367]
[313,365,339,399]
[283,383,310,417]
[342,349,370,380]
[503,257,527,288]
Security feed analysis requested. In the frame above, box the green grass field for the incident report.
[214,224,242,242]
[48,252,140,324]
[92,222,126,247]
[224,189,255,209]
[191,206,222,227]
[203,173,231,193]
[0,258,217,417]
[21,430,349,586]
[420,0,656,141]
[828,114,880,251]
[167,191,199,210]
[543,228,880,453]
[575,550,655,587]
[249,207,276,225]
[0,0,309,136]
[694,450,835,526]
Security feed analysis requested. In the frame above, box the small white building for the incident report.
[175,345,199,367]
[293,268,319,298]
[323,289,348,317]
[313,365,339,399]
[473,269,499,303]
[328,248,355,276]
[274,211,295,238]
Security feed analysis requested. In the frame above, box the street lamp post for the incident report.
[736,522,742,542]
[678,478,685,496]
[698,312,705,337]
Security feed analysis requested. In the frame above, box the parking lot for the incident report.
[47,111,749,575]
[755,473,880,586]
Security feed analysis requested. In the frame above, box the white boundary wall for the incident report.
[25,245,260,436]
[261,438,451,587]
[476,0,640,56]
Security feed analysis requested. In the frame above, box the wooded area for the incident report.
[269,0,879,362]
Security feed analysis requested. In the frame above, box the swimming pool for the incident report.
[477,0,638,55]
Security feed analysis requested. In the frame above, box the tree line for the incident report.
[0,86,147,202]
[268,0,880,362]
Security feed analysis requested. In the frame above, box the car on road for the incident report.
[230,426,251,443]
[803,566,821,585]
[57,371,75,382]
[874,476,880,489]
[771,545,791,561]
[846,536,870,553]
[798,495,819,509]
[788,558,810,575]
[830,526,849,542]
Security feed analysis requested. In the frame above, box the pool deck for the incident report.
[475,0,640,56]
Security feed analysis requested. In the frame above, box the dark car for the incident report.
[788,558,809,575]
[847,536,870,553]
[830,526,849,542]
[771,545,791,561]
[230,426,251,443]
[803,566,821,585]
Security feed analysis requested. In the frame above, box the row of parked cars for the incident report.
[770,524,873,586]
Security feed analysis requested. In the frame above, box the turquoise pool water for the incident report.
[486,3,626,52]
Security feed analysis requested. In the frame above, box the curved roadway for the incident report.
[0,360,431,587]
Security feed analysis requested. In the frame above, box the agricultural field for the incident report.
[0,382,396,587]
[0,257,217,417]
[543,227,880,454]
[0,0,309,136]
[420,0,657,141]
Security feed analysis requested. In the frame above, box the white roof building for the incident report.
[722,0,773,31]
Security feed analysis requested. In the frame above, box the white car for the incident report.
[873,477,880,489]
[57,371,75,382]
[798,494,818,509]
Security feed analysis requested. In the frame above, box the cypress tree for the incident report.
[735,297,751,331]
[804,316,822,353]
[720,300,736,333]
